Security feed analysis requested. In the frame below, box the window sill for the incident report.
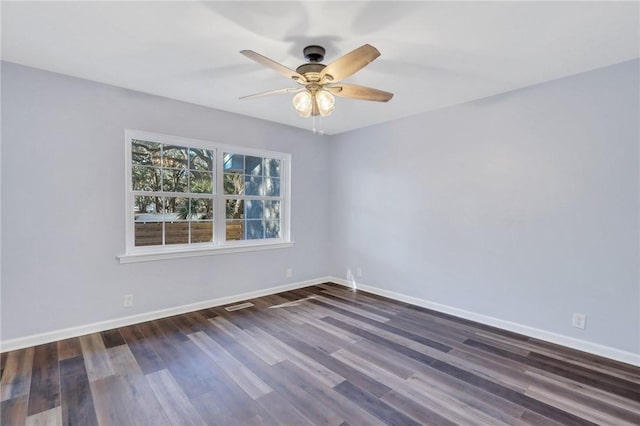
[117,241,295,264]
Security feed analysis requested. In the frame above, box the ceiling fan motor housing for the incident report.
[303,45,325,62]
[296,63,325,75]
[296,45,327,78]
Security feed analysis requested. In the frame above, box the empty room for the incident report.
[1,1,639,425]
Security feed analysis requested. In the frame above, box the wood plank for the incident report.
[196,307,219,319]
[118,325,165,375]
[1,395,28,426]
[100,329,126,349]
[251,361,344,426]
[57,338,82,361]
[255,390,314,426]
[25,406,61,426]
[90,345,171,426]
[322,316,440,367]
[524,368,640,416]
[520,408,565,426]
[334,380,421,426]
[79,334,114,382]
[146,369,206,426]
[523,370,640,424]
[137,320,220,400]
[1,351,7,375]
[1,347,35,401]
[27,343,60,416]
[170,313,202,336]
[526,384,639,425]
[244,326,345,388]
[209,316,285,366]
[464,339,640,400]
[314,299,452,352]
[107,345,170,425]
[400,374,511,426]
[343,339,418,379]
[188,331,272,400]
[272,329,392,398]
[428,359,598,426]
[190,381,276,426]
[200,324,347,425]
[381,391,458,426]
[90,375,147,426]
[272,360,385,426]
[60,355,98,426]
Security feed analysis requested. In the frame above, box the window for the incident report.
[223,153,282,241]
[121,130,291,262]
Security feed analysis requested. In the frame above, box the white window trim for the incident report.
[118,129,293,263]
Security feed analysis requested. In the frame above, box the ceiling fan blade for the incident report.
[320,44,381,82]
[239,87,303,100]
[240,50,306,82]
[326,84,393,102]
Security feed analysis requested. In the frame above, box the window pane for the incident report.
[245,176,263,196]
[224,173,244,195]
[164,197,188,220]
[189,148,214,171]
[165,222,189,245]
[135,222,162,246]
[191,221,213,243]
[226,220,244,241]
[265,220,281,239]
[192,198,213,220]
[223,153,244,173]
[246,220,264,239]
[265,200,280,219]
[264,177,280,196]
[245,156,262,176]
[226,199,244,219]
[189,171,213,194]
[132,140,161,166]
[132,166,161,191]
[264,158,281,177]
[134,196,162,218]
[246,200,263,219]
[162,146,188,169]
[162,170,188,192]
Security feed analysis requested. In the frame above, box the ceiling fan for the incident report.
[239,44,393,118]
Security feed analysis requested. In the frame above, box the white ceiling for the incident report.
[2,1,638,135]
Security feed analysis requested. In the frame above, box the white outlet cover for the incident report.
[572,313,586,329]
[124,294,134,307]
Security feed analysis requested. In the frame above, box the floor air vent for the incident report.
[224,302,254,312]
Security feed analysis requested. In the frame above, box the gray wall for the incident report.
[329,60,639,354]
[1,62,330,340]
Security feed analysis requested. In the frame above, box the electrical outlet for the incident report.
[356,267,362,277]
[286,268,293,278]
[123,294,134,308]
[572,312,586,329]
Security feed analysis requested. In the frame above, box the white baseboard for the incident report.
[328,277,640,367]
[0,277,330,353]
[4,276,639,367]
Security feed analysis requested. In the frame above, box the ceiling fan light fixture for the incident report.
[292,91,313,117]
[316,90,335,117]
[241,44,392,119]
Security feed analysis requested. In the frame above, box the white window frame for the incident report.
[118,129,293,263]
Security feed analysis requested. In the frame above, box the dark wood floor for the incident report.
[2,283,639,425]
